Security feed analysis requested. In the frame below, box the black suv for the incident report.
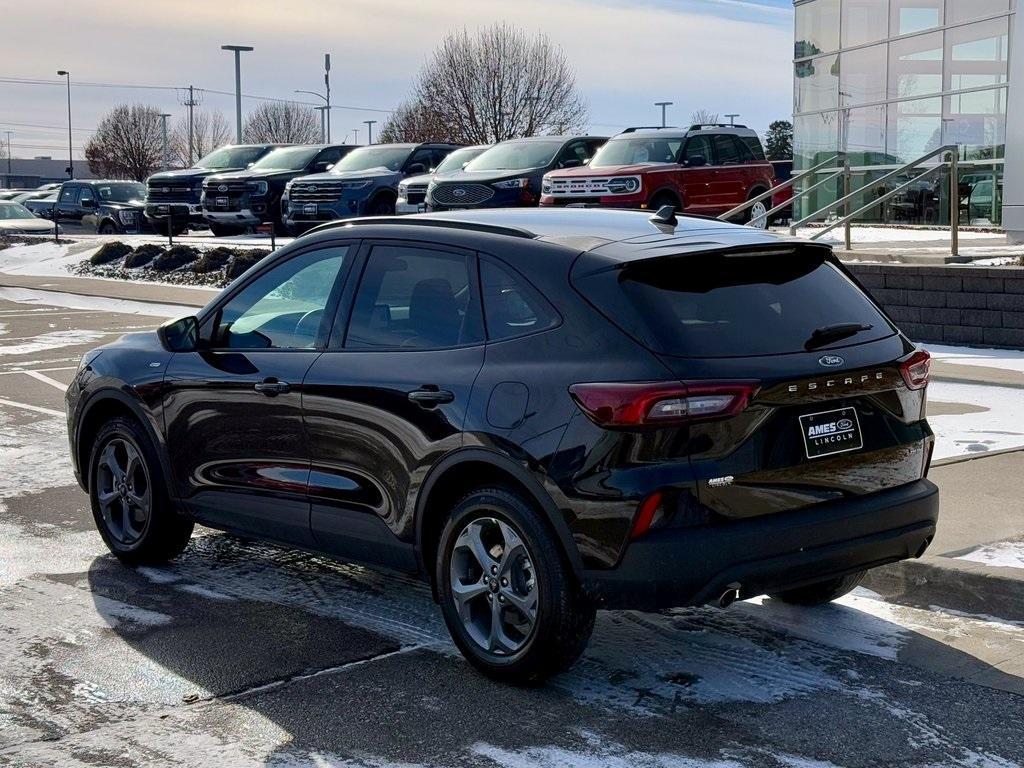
[67,207,938,682]
[52,180,153,234]
[145,144,278,235]
[202,144,359,235]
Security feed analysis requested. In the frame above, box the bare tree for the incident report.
[243,101,320,144]
[377,101,450,144]
[170,109,232,166]
[83,104,163,180]
[690,109,720,126]
[408,24,588,144]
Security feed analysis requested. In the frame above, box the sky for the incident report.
[0,0,794,161]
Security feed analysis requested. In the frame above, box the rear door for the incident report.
[55,184,85,228]
[572,246,932,521]
[708,134,747,211]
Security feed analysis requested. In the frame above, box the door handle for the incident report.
[254,378,291,396]
[408,387,454,407]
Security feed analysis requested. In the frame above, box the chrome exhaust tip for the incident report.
[717,582,742,609]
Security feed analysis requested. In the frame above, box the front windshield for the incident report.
[0,202,35,220]
[97,183,146,202]
[250,146,320,171]
[197,146,268,170]
[435,146,487,174]
[464,140,563,172]
[330,146,413,174]
[590,136,684,168]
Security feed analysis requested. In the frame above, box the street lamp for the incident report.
[654,101,673,128]
[725,113,740,126]
[351,128,359,144]
[56,70,72,178]
[221,45,253,143]
[324,53,331,143]
[295,89,329,142]
[364,119,376,145]
[159,113,171,170]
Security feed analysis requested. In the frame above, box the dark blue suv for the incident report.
[282,143,461,231]
[427,135,606,211]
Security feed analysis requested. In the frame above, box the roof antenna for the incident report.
[649,205,678,228]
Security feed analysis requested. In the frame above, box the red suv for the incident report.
[540,125,776,228]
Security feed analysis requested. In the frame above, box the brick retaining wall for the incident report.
[846,263,1024,348]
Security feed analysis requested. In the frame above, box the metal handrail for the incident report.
[719,154,842,222]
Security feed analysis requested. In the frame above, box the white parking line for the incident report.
[0,366,77,376]
[0,397,64,417]
[21,370,69,391]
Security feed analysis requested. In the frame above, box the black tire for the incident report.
[647,192,679,213]
[367,195,395,216]
[436,486,595,683]
[88,416,193,565]
[208,222,244,237]
[98,222,118,235]
[769,570,866,606]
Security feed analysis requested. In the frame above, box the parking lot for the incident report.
[0,287,1021,766]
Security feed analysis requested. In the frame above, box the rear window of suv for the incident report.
[574,250,894,358]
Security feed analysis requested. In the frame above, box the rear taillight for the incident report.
[899,349,931,390]
[631,491,663,539]
[568,381,759,428]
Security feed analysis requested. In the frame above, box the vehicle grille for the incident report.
[545,177,638,196]
[146,181,195,203]
[404,183,428,205]
[290,181,344,203]
[430,182,494,207]
[203,180,249,211]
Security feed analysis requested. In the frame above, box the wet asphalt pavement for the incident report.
[0,291,1023,768]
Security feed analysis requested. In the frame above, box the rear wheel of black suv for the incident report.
[769,570,866,606]
[436,487,595,683]
[89,416,194,565]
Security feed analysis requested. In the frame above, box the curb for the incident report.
[0,277,210,310]
[862,556,1024,622]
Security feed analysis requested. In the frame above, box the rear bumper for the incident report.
[584,479,939,610]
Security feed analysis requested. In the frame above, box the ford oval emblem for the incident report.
[161,187,170,193]
[217,184,228,192]
[819,355,845,368]
[308,185,318,193]
[452,188,466,197]
[837,418,854,430]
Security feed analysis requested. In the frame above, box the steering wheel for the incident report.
[294,309,324,343]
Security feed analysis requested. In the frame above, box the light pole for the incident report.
[351,128,359,144]
[295,89,329,142]
[725,113,740,126]
[56,70,73,178]
[364,120,376,145]
[221,45,253,143]
[324,53,331,143]
[159,113,171,170]
[4,130,11,177]
[654,101,673,128]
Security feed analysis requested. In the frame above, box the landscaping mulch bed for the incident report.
[73,242,273,288]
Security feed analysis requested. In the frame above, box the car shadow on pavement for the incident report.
[82,531,1024,766]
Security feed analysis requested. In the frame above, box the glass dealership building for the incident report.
[792,0,1018,228]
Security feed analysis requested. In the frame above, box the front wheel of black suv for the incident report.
[436,487,595,683]
[769,570,866,606]
[88,416,194,565]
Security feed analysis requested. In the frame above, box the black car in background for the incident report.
[52,180,155,234]
[145,144,279,235]
[67,207,937,682]
[427,135,607,211]
[201,144,360,236]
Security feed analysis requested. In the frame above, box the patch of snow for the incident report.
[0,328,106,356]
[926,344,1024,375]
[956,540,1024,570]
[472,739,746,768]
[91,594,173,627]
[796,226,1000,244]
[177,583,236,601]
[0,240,100,277]
[925,381,1024,460]
[0,411,75,499]
[0,286,194,317]
[0,519,97,585]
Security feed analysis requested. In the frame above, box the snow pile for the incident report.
[957,540,1024,570]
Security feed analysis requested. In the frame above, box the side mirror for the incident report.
[406,163,427,175]
[560,158,583,169]
[158,315,199,353]
[686,156,707,168]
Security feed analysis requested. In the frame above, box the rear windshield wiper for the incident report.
[805,322,873,351]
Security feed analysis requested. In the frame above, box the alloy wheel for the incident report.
[95,438,152,545]
[449,516,538,656]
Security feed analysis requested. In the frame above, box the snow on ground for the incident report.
[926,344,1024,374]
[794,226,1002,244]
[0,329,106,357]
[0,240,103,277]
[927,380,1024,460]
[956,540,1024,570]
[0,287,193,318]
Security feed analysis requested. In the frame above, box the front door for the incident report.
[302,240,486,570]
[162,242,353,545]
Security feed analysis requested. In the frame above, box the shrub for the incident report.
[193,246,235,274]
[123,244,164,268]
[90,241,132,265]
[225,248,271,280]
[152,245,200,272]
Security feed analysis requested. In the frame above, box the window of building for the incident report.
[843,104,888,162]
[890,0,943,35]
[946,0,1010,25]
[839,44,888,106]
[887,97,943,162]
[841,0,889,49]
[945,17,1010,92]
[794,112,840,171]
[944,88,1007,160]
[795,54,840,113]
[795,0,840,58]
[889,31,943,99]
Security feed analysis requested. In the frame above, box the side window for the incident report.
[79,187,95,206]
[481,257,559,341]
[59,187,79,204]
[587,139,606,158]
[346,245,483,350]
[681,135,713,165]
[735,138,755,163]
[214,246,348,349]
[712,135,741,165]
[432,148,454,169]
[742,136,767,161]
[557,141,589,168]
[406,149,433,172]
[316,147,343,166]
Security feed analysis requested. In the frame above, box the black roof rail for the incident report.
[689,123,748,131]
[620,125,679,134]
[304,216,536,240]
